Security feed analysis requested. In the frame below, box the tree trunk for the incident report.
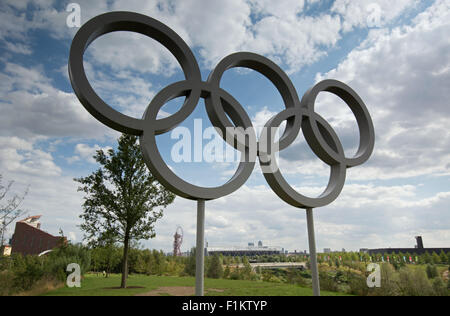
[120,233,130,288]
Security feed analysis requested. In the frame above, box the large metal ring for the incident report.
[69,11,375,207]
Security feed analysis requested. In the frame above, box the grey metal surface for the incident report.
[195,200,205,296]
[68,11,375,208]
[306,208,320,296]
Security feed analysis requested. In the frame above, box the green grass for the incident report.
[43,274,349,296]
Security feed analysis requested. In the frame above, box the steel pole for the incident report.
[195,199,205,296]
[306,208,320,296]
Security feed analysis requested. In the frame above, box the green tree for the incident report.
[223,264,231,279]
[184,247,197,276]
[439,251,447,264]
[423,252,432,264]
[207,254,223,279]
[432,252,441,264]
[89,231,121,276]
[398,268,433,296]
[426,264,439,279]
[75,134,175,288]
[241,257,254,280]
[431,277,447,296]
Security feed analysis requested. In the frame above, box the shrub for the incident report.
[397,268,433,296]
[286,268,308,287]
[223,265,231,279]
[183,247,196,277]
[207,254,223,279]
[13,255,45,291]
[45,243,91,281]
[319,272,339,292]
[426,264,438,279]
[431,277,448,296]
[0,270,16,296]
[371,264,400,296]
[347,274,369,296]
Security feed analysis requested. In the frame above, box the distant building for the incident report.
[258,241,263,248]
[366,236,450,255]
[415,236,424,249]
[207,245,281,256]
[11,216,66,256]
[323,248,331,253]
[248,242,255,247]
[1,245,12,257]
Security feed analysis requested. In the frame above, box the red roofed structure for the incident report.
[11,216,65,256]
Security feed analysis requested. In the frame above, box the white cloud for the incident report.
[0,136,61,177]
[331,0,419,32]
[0,62,113,140]
[68,143,112,164]
[314,0,450,180]
[147,180,450,252]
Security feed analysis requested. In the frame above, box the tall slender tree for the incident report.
[75,134,175,288]
[0,175,29,247]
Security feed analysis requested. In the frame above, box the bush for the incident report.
[286,269,308,287]
[230,267,241,280]
[184,248,196,277]
[431,277,448,296]
[223,265,231,279]
[369,264,400,296]
[207,254,223,279]
[426,264,438,279]
[319,272,339,292]
[262,271,283,283]
[0,270,16,296]
[397,268,433,296]
[347,274,369,296]
[13,255,45,291]
[0,243,91,295]
[45,243,91,282]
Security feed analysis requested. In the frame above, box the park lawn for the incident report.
[43,274,348,296]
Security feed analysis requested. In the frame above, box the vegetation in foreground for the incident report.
[1,242,449,296]
[42,273,347,296]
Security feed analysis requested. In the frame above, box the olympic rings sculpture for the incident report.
[69,12,375,209]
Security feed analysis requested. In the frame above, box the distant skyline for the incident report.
[1,0,449,253]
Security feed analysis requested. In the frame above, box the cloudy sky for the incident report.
[1,0,449,253]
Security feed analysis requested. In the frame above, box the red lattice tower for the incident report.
[173,226,183,257]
